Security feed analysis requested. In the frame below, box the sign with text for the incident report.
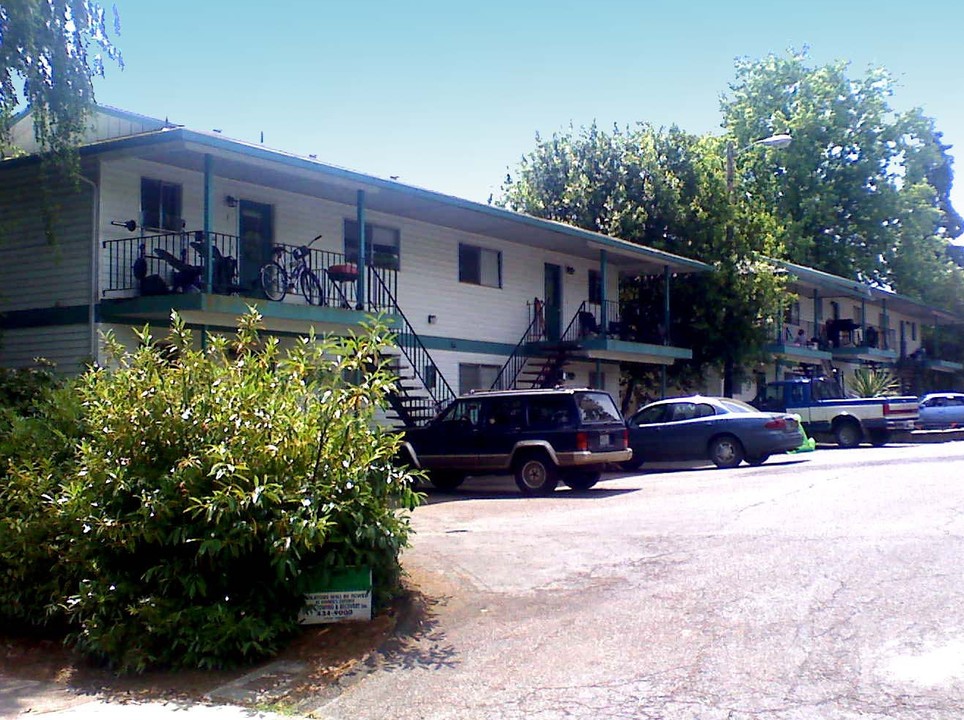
[298,566,372,624]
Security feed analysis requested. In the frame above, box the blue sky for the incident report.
[93,0,964,219]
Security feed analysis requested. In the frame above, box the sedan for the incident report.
[917,392,964,429]
[623,396,807,470]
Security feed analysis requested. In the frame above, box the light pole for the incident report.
[725,133,792,197]
[722,133,792,397]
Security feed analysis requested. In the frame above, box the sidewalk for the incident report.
[1,672,307,719]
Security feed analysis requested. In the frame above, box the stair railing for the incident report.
[490,312,543,390]
[367,270,456,417]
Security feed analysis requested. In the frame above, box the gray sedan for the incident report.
[623,396,806,470]
[917,392,964,429]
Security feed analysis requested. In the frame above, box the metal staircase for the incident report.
[367,270,456,427]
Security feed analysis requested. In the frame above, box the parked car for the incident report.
[917,392,964,429]
[623,396,807,470]
[399,387,631,495]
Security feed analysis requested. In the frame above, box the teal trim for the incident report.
[418,335,518,356]
[98,294,396,331]
[2,125,711,274]
[925,359,964,372]
[764,342,832,361]
[0,305,92,329]
[356,190,366,311]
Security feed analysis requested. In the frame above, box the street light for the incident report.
[726,133,793,195]
[721,132,792,398]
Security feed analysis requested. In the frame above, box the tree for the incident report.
[500,124,788,399]
[0,0,122,157]
[721,50,964,304]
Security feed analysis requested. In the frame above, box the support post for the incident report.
[663,265,670,345]
[356,190,367,311]
[599,249,609,330]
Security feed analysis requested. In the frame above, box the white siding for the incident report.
[0,326,90,374]
[0,166,94,312]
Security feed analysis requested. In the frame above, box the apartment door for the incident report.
[544,263,563,341]
[238,200,274,293]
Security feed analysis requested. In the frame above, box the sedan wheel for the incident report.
[709,435,744,469]
[746,454,770,466]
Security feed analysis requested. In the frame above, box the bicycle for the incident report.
[259,234,324,304]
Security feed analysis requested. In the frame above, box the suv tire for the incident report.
[563,469,601,491]
[429,471,465,492]
[513,451,559,496]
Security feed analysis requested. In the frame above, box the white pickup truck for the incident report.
[752,377,918,448]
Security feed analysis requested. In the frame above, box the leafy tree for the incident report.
[500,124,788,398]
[0,0,122,157]
[721,49,964,308]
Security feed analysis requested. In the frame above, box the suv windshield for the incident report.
[574,391,623,424]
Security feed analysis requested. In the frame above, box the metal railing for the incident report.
[102,231,242,296]
[368,270,456,420]
[560,300,625,343]
[490,311,543,390]
[102,233,398,309]
[769,319,822,348]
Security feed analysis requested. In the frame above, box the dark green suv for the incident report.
[399,387,631,495]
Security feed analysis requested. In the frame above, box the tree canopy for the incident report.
[0,0,122,157]
[499,49,964,396]
[721,50,964,311]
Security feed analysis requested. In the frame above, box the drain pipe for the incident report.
[77,168,100,366]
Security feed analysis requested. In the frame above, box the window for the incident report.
[458,363,500,393]
[141,178,183,231]
[439,399,482,428]
[344,220,400,270]
[784,301,801,325]
[574,392,622,424]
[528,395,575,429]
[853,305,863,325]
[486,397,525,428]
[459,244,501,288]
[588,269,602,304]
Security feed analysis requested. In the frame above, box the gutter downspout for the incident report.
[78,168,100,366]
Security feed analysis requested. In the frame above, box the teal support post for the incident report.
[881,299,889,350]
[595,359,602,389]
[861,298,867,347]
[599,249,609,330]
[813,289,821,335]
[356,190,367,311]
[663,265,671,345]
[202,154,214,349]
[203,154,214,292]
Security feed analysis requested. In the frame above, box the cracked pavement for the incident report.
[307,442,964,720]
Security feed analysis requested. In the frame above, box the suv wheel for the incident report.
[563,470,601,491]
[513,452,559,496]
[429,471,465,492]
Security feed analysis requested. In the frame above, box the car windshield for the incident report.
[574,392,622,424]
[717,398,758,414]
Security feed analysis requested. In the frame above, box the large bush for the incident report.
[0,310,422,671]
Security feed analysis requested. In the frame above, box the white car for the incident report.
[918,393,964,429]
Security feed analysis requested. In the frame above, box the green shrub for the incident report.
[0,370,84,631]
[1,310,422,671]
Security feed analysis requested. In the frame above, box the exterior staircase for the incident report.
[367,270,455,428]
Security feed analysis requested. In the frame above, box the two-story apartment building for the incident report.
[0,106,709,424]
[755,260,962,397]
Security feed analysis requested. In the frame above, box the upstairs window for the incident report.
[459,244,501,288]
[141,178,183,232]
[344,220,400,270]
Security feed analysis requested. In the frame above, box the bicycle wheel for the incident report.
[260,262,288,301]
[300,269,324,306]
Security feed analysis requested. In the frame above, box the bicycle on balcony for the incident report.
[260,234,324,304]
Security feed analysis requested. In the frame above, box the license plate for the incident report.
[599,434,611,448]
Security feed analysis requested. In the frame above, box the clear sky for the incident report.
[93,0,964,221]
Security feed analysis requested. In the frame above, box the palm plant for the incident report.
[848,368,900,398]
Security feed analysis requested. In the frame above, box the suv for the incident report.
[399,387,631,495]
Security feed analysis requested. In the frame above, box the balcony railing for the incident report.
[766,318,898,353]
[560,299,627,343]
[102,232,397,311]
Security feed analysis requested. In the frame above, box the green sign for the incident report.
[298,566,372,624]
